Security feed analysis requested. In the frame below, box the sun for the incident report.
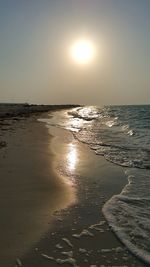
[70,40,95,65]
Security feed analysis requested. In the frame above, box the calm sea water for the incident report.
[46,105,150,264]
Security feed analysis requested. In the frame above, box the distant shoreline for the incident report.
[0,103,81,119]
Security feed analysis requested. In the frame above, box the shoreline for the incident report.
[0,111,146,267]
[21,118,146,267]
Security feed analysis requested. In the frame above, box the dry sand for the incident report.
[0,112,146,267]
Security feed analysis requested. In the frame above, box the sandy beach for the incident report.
[0,110,146,267]
[0,112,75,267]
[1,0,149,265]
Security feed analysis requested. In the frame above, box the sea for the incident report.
[45,105,150,265]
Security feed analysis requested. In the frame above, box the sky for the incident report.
[0,0,150,105]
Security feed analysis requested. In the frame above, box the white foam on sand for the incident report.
[42,252,79,267]
[72,229,94,238]
[41,253,54,260]
[89,221,105,232]
[56,243,63,249]
[79,248,87,254]
[62,238,73,248]
[41,226,129,267]
[102,169,150,265]
[61,251,73,257]
[16,258,22,266]
[56,257,78,266]
[101,249,112,253]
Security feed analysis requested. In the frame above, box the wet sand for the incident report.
[0,114,146,267]
[21,123,146,267]
[0,116,75,267]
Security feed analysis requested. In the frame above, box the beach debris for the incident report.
[41,253,54,260]
[62,238,73,248]
[61,251,73,257]
[72,229,94,238]
[56,243,63,249]
[16,258,22,266]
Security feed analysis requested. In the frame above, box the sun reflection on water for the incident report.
[67,143,77,172]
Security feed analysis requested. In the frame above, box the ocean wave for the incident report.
[103,169,150,265]
[75,130,150,169]
[68,106,99,121]
[68,106,150,170]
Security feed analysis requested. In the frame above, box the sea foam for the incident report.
[103,169,150,264]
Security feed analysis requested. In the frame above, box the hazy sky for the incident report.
[0,0,150,105]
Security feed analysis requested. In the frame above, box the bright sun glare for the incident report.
[70,40,95,65]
